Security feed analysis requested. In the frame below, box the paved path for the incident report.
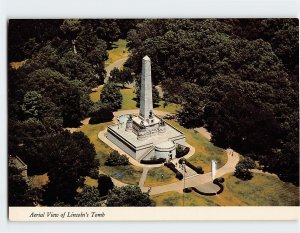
[107,149,239,196]
[104,57,128,83]
[139,167,150,187]
[144,149,240,195]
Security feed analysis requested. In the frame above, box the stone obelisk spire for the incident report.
[140,56,153,120]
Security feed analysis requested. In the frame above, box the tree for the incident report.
[89,102,114,124]
[109,68,121,83]
[98,174,114,197]
[106,186,155,207]
[100,83,122,111]
[105,150,129,166]
[177,83,206,128]
[75,186,101,207]
[43,131,99,205]
[234,157,256,181]
[8,164,35,206]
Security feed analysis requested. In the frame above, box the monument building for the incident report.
[106,56,185,162]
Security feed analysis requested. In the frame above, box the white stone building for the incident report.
[106,56,185,162]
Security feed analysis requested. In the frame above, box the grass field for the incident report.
[105,39,129,67]
[144,166,178,187]
[77,122,143,185]
[165,120,227,173]
[151,173,299,206]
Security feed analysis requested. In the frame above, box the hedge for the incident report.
[175,147,190,158]
[179,159,204,174]
[140,158,166,164]
[213,177,225,184]
[164,162,183,180]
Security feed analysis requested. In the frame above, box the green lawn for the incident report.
[144,166,178,187]
[101,165,143,185]
[89,86,103,103]
[152,173,299,206]
[77,122,143,185]
[105,39,129,67]
[120,88,138,110]
[152,191,218,206]
[223,173,299,206]
[165,120,227,173]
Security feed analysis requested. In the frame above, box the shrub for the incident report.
[176,172,183,180]
[213,177,225,184]
[179,158,204,174]
[98,174,114,197]
[105,150,129,166]
[89,103,114,124]
[234,157,256,180]
[164,162,183,180]
[183,187,192,193]
[176,145,190,158]
[140,158,166,164]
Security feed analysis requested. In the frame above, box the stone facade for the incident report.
[106,56,186,161]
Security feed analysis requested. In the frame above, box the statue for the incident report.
[140,120,145,129]
[160,119,165,126]
[149,110,153,118]
[128,114,133,121]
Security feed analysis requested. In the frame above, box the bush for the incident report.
[140,158,166,164]
[98,174,114,197]
[179,158,204,174]
[89,103,114,124]
[164,162,183,180]
[105,150,129,166]
[234,165,253,181]
[176,172,183,180]
[183,187,192,193]
[176,145,190,158]
[234,157,256,180]
[213,177,225,184]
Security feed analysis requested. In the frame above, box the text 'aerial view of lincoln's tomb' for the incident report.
[106,56,185,162]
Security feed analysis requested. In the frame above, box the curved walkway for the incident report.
[143,149,239,195]
[107,149,239,196]
[104,57,128,83]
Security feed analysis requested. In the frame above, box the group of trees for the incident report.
[8,19,138,206]
[126,19,299,184]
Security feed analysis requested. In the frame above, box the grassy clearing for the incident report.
[89,86,103,103]
[224,173,299,206]
[165,120,227,173]
[77,122,142,185]
[144,167,178,187]
[28,173,49,188]
[152,191,218,206]
[105,39,129,67]
[84,176,98,187]
[120,88,138,110]
[10,60,27,69]
[155,101,179,114]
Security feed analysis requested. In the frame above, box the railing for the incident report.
[138,146,155,161]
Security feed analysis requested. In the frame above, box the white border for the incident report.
[1,0,299,232]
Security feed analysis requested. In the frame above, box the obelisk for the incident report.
[140,56,153,121]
